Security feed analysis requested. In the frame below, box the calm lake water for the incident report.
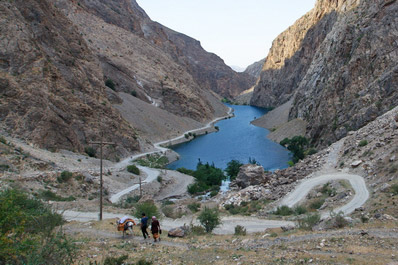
[167,104,291,171]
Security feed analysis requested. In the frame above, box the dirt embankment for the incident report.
[251,99,307,142]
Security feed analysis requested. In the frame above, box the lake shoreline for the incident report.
[167,104,291,171]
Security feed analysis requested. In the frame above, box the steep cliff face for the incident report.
[252,0,398,146]
[56,0,221,123]
[0,0,139,158]
[72,0,255,99]
[244,58,265,79]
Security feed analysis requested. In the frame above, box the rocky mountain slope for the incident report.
[0,0,251,158]
[244,58,265,79]
[61,0,255,99]
[251,0,398,147]
[0,0,139,159]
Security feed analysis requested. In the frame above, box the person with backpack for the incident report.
[140,213,150,239]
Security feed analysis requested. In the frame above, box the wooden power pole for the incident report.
[89,133,115,221]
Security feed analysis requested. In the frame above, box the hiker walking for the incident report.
[140,213,150,239]
[151,216,161,242]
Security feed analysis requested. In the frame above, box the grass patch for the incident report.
[119,195,141,208]
[188,202,201,213]
[0,164,10,171]
[309,198,325,210]
[389,164,398,174]
[225,200,269,216]
[189,225,206,236]
[38,190,76,202]
[274,205,294,216]
[294,205,308,215]
[135,153,169,169]
[297,213,321,230]
[321,182,336,197]
[358,140,368,147]
[391,184,398,195]
[0,136,7,144]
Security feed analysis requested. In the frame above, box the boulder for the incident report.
[281,225,295,232]
[168,227,186,238]
[235,164,268,188]
[351,160,363,168]
[380,183,391,193]
[83,173,94,184]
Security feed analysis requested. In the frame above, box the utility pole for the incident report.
[89,132,115,221]
[139,176,142,197]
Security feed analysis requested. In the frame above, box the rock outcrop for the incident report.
[251,0,398,147]
[63,0,255,100]
[0,0,252,157]
[244,58,265,79]
[0,0,139,159]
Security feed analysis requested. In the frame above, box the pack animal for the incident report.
[116,217,136,238]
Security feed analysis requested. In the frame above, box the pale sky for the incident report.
[136,0,316,69]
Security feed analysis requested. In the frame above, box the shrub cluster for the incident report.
[38,190,75,202]
[224,200,267,216]
[105,78,115,90]
[127,164,140,175]
[177,167,195,176]
[84,146,96,157]
[390,184,398,195]
[234,225,247,236]
[57,171,73,183]
[358,140,368,147]
[0,189,75,264]
[297,213,321,230]
[274,205,307,216]
[198,207,221,233]
[280,136,316,164]
[309,199,325,210]
[187,202,201,212]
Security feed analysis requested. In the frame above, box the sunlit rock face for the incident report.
[251,0,398,147]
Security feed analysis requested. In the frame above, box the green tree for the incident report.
[248,157,259,165]
[280,136,309,163]
[187,161,226,195]
[198,207,221,233]
[194,161,225,187]
[225,159,243,180]
[133,201,160,220]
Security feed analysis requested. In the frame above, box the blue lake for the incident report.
[167,104,291,171]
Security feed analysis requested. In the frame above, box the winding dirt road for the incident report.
[108,108,234,204]
[61,210,294,235]
[63,114,370,234]
[279,172,369,219]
